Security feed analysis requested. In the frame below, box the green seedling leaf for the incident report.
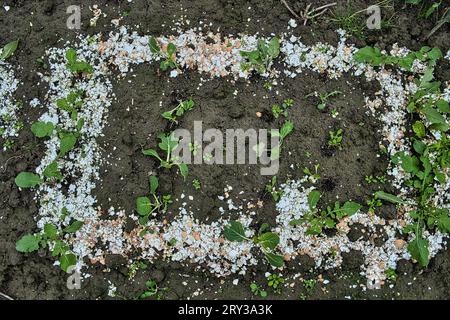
[375,191,405,204]
[0,40,19,60]
[178,163,189,179]
[149,176,158,194]
[267,37,280,58]
[43,161,63,180]
[63,220,84,233]
[408,235,429,267]
[436,100,449,114]
[44,223,58,240]
[342,202,362,216]
[412,121,426,138]
[66,48,77,64]
[15,172,42,188]
[59,253,77,273]
[354,46,383,66]
[16,234,39,253]
[423,107,446,125]
[224,220,247,242]
[264,252,284,268]
[307,190,321,210]
[148,37,160,54]
[257,232,279,250]
[31,121,54,138]
[142,149,161,159]
[136,197,152,216]
[59,133,77,157]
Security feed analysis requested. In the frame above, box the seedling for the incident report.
[250,282,267,298]
[385,268,397,282]
[306,91,342,110]
[270,120,294,160]
[290,190,361,235]
[366,197,382,214]
[303,164,321,183]
[15,218,82,272]
[271,99,294,119]
[56,90,85,120]
[266,273,284,294]
[65,48,94,75]
[137,279,169,300]
[192,179,201,190]
[303,279,317,292]
[162,99,195,123]
[128,261,148,280]
[0,40,18,60]
[223,221,284,268]
[142,133,189,179]
[136,175,172,225]
[148,37,178,71]
[189,141,200,156]
[328,129,343,149]
[240,37,280,74]
[265,176,282,202]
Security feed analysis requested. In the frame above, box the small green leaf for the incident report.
[59,133,77,157]
[142,149,160,159]
[257,232,279,250]
[15,172,42,188]
[223,220,247,242]
[408,235,429,267]
[436,100,449,114]
[412,121,426,138]
[0,40,19,60]
[342,201,362,216]
[148,37,160,54]
[44,223,58,240]
[149,176,158,194]
[31,121,54,138]
[43,161,63,180]
[167,43,176,56]
[307,190,320,210]
[264,252,284,267]
[375,191,405,204]
[423,107,445,125]
[16,234,39,253]
[59,253,77,272]
[178,163,188,179]
[63,220,84,233]
[136,197,152,216]
[66,48,77,64]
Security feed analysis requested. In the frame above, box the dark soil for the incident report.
[0,0,449,300]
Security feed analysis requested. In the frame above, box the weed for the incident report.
[303,164,321,183]
[270,120,294,159]
[303,279,317,292]
[136,175,172,225]
[16,218,82,272]
[142,133,189,179]
[148,37,178,71]
[138,279,169,300]
[290,190,361,235]
[385,268,398,281]
[128,261,148,279]
[162,99,195,124]
[56,90,85,120]
[265,176,282,202]
[192,179,201,190]
[328,129,344,149]
[250,282,268,298]
[240,37,280,74]
[367,197,383,213]
[306,91,342,110]
[223,221,284,268]
[65,48,93,75]
[267,273,284,294]
[189,141,200,156]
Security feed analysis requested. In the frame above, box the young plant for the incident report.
[65,48,94,75]
[328,129,343,149]
[56,90,85,120]
[266,273,285,294]
[290,190,362,235]
[137,279,169,300]
[148,37,178,71]
[162,99,195,123]
[303,164,321,183]
[16,219,83,272]
[128,261,148,280]
[223,221,284,268]
[240,37,280,74]
[265,176,282,202]
[250,282,268,298]
[303,279,317,292]
[136,175,173,225]
[271,99,294,119]
[306,91,342,110]
[192,179,201,190]
[270,120,294,160]
[142,133,189,179]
